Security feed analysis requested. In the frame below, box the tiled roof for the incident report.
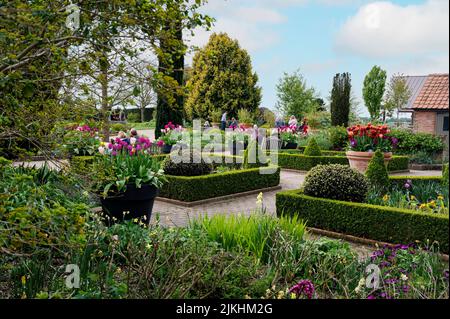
[401,76,428,110]
[413,74,449,110]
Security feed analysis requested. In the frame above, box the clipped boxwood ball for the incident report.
[303,164,368,203]
[162,151,213,176]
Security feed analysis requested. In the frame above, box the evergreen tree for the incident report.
[330,73,351,127]
[185,33,261,121]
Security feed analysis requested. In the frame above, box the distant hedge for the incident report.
[389,176,443,188]
[276,190,449,253]
[276,152,409,172]
[159,166,280,202]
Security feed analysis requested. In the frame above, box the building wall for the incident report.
[413,111,437,134]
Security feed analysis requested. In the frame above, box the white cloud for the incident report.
[335,0,449,58]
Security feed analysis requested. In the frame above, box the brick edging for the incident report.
[156,185,283,207]
[307,227,449,262]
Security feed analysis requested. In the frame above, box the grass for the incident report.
[128,120,156,130]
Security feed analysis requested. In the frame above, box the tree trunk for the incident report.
[100,54,110,142]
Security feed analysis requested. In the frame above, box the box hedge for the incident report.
[276,190,449,253]
[159,166,280,202]
[276,152,409,172]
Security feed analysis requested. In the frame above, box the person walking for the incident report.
[220,111,227,131]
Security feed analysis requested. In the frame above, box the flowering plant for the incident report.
[278,125,301,145]
[62,124,101,156]
[227,127,249,143]
[93,137,165,197]
[288,280,315,299]
[347,123,398,152]
[158,122,184,146]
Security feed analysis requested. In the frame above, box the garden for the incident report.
[1,0,449,304]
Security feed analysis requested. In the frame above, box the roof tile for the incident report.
[413,74,449,110]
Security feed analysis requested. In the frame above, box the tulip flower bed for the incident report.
[276,188,449,253]
[159,166,280,202]
[276,152,409,172]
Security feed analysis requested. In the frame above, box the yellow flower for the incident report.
[428,201,436,208]
[21,275,26,286]
[382,194,390,202]
[410,195,416,201]
[419,204,427,210]
[438,195,444,201]
[277,290,285,299]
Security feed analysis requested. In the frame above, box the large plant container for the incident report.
[346,151,392,173]
[100,184,159,225]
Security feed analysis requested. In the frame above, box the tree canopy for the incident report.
[363,65,387,122]
[185,33,261,121]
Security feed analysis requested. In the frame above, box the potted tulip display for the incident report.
[346,123,398,173]
[278,125,300,149]
[93,136,166,225]
[157,122,184,154]
[228,128,249,155]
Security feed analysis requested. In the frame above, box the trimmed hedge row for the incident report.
[277,153,409,172]
[160,166,280,202]
[276,190,449,253]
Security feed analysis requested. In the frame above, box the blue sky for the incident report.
[188,0,449,116]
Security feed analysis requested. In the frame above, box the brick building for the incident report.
[400,73,449,150]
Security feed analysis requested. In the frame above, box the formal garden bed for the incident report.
[277,161,449,253]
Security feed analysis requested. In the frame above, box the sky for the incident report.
[186,0,449,116]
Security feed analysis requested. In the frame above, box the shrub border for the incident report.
[276,152,409,172]
[159,166,281,202]
[276,190,449,253]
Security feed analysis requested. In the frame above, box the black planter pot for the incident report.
[100,184,159,225]
[229,141,248,155]
[162,144,173,154]
[281,142,298,150]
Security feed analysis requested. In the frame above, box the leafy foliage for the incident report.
[162,151,213,176]
[389,128,445,156]
[276,69,320,119]
[366,150,390,192]
[328,126,348,150]
[303,137,322,157]
[185,33,261,120]
[443,164,449,186]
[363,66,387,121]
[303,164,369,203]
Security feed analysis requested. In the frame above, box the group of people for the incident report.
[276,115,309,134]
[114,128,139,144]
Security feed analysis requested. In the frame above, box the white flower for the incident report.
[354,278,366,294]
[256,192,263,206]
[401,274,408,281]
[98,146,105,155]
[130,137,137,145]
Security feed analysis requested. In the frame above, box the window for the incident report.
[444,116,449,132]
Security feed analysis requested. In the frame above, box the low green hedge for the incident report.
[276,152,409,172]
[276,190,449,253]
[160,166,280,202]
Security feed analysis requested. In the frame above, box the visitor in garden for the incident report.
[203,120,210,128]
[275,115,284,128]
[118,131,129,144]
[301,118,309,135]
[288,115,298,129]
[220,111,227,131]
[130,128,139,139]
[229,117,238,130]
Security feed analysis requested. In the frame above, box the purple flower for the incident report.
[404,182,411,189]
[289,280,315,299]
[367,295,376,300]
[350,139,357,148]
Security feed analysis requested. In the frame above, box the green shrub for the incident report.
[0,156,12,168]
[303,137,322,156]
[409,151,434,164]
[390,128,445,156]
[303,164,368,203]
[162,151,213,176]
[389,176,443,189]
[298,131,333,150]
[276,152,409,172]
[366,150,390,192]
[126,112,140,123]
[159,166,280,202]
[69,155,96,175]
[443,163,449,186]
[276,191,449,253]
[243,140,266,169]
[110,123,129,133]
[328,126,348,150]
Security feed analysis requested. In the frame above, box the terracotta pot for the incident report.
[211,122,220,128]
[346,151,392,173]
